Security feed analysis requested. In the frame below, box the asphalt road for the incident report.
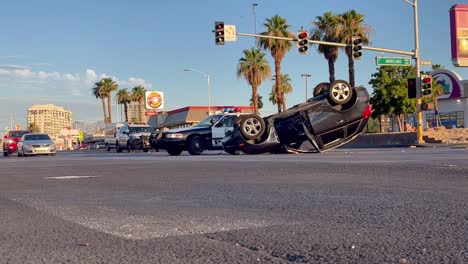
[0,148,467,263]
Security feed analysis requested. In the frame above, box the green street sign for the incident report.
[376,57,411,66]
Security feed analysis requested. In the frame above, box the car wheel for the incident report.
[3,151,8,157]
[127,141,132,152]
[166,146,183,156]
[313,82,330,97]
[17,150,22,157]
[239,114,266,140]
[328,80,353,105]
[116,142,123,153]
[187,136,204,155]
[143,149,149,153]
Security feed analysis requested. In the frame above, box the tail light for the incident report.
[362,105,371,119]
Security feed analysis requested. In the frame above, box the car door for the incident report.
[211,115,237,147]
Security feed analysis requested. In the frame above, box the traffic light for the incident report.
[297,31,308,54]
[351,36,362,60]
[214,21,224,45]
[407,78,417,99]
[420,75,432,97]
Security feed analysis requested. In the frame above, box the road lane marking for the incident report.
[45,176,102,179]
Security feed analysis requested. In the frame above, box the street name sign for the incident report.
[376,57,411,66]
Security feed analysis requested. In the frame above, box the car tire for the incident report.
[116,142,123,153]
[166,146,183,156]
[313,82,330,97]
[187,136,204,155]
[143,149,149,153]
[3,151,8,157]
[17,150,22,157]
[328,80,353,105]
[239,114,266,140]
[127,141,132,152]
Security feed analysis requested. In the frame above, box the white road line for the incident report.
[45,176,102,179]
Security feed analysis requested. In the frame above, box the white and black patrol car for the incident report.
[159,109,249,156]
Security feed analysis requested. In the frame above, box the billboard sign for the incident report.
[145,91,164,110]
[431,69,464,99]
[450,4,468,67]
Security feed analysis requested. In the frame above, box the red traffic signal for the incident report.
[296,31,308,54]
[407,78,416,99]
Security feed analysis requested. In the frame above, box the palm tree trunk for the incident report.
[101,98,107,123]
[275,60,282,113]
[347,47,356,87]
[107,96,112,123]
[434,98,440,127]
[252,86,259,114]
[328,58,335,83]
[139,98,143,122]
[124,103,129,122]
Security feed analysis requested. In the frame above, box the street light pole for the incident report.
[252,3,258,35]
[184,68,211,115]
[301,73,311,101]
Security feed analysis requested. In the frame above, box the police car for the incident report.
[115,122,156,152]
[159,108,249,156]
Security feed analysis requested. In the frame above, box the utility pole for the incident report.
[301,74,311,101]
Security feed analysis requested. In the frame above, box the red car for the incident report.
[3,130,31,156]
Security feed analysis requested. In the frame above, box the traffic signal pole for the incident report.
[235,0,423,142]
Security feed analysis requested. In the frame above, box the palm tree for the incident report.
[131,85,146,122]
[337,10,373,87]
[237,48,271,114]
[99,78,119,123]
[431,64,445,127]
[250,95,264,110]
[92,80,108,123]
[311,11,341,83]
[270,74,293,108]
[116,88,131,122]
[257,15,294,112]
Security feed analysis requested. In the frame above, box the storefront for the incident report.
[423,69,468,128]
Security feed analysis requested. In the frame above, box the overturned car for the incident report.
[222,80,371,155]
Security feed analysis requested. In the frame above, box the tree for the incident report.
[100,78,119,123]
[369,66,416,132]
[116,88,131,122]
[430,64,445,127]
[28,122,40,133]
[257,15,294,112]
[270,74,293,109]
[92,80,108,123]
[311,11,341,83]
[131,85,146,122]
[237,48,271,114]
[250,95,264,110]
[337,10,373,87]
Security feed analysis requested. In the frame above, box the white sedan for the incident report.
[17,133,56,157]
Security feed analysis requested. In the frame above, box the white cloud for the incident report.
[38,71,61,80]
[63,73,80,81]
[119,77,153,89]
[0,69,9,76]
[14,69,35,78]
[85,69,97,85]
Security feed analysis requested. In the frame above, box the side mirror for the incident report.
[210,119,216,125]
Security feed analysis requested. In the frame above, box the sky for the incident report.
[1,0,467,130]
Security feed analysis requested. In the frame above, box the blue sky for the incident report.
[1,0,467,130]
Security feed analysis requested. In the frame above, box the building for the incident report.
[423,69,468,128]
[27,104,72,137]
[148,105,254,130]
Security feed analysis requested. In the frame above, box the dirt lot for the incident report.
[423,127,468,144]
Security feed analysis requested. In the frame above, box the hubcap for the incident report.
[332,83,350,102]
[243,118,261,136]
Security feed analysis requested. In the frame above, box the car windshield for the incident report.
[10,131,29,137]
[194,115,224,127]
[129,126,155,133]
[24,134,51,141]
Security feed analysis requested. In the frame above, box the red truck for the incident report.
[3,130,31,156]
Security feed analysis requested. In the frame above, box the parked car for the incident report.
[115,123,155,152]
[93,141,106,150]
[3,130,31,156]
[17,133,56,157]
[159,110,249,156]
[222,80,372,154]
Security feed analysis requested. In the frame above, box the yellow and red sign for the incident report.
[145,91,164,110]
[450,4,468,67]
